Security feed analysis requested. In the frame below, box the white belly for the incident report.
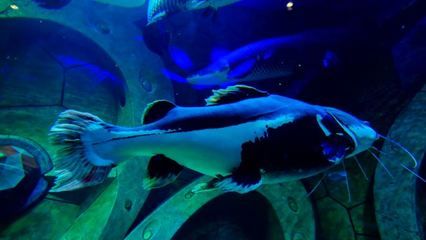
[100,114,296,177]
[151,115,296,177]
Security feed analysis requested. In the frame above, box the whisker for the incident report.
[354,156,369,181]
[378,133,418,168]
[371,146,384,154]
[400,164,426,183]
[305,174,326,198]
[368,149,394,178]
[342,159,351,203]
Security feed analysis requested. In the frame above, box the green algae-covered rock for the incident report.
[0,1,174,239]
[0,199,80,240]
[374,84,426,240]
[316,197,356,240]
[126,177,315,240]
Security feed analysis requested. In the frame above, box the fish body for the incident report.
[49,85,378,193]
[93,0,146,8]
[187,29,347,86]
[147,0,240,24]
[32,0,72,9]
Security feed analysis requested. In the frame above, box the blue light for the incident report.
[168,46,193,71]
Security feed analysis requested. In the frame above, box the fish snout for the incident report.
[347,123,378,157]
[323,108,378,158]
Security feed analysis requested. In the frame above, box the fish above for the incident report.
[49,85,381,194]
[147,0,240,25]
[94,0,146,8]
[186,29,347,87]
[32,0,72,9]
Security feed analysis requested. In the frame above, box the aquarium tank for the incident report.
[0,0,425,239]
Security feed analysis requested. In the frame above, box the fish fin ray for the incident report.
[205,85,269,106]
[208,159,262,194]
[213,171,262,194]
[142,100,176,124]
[143,154,183,189]
[49,110,114,192]
[191,165,262,194]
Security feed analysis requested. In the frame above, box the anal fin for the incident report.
[192,168,262,194]
[143,154,183,190]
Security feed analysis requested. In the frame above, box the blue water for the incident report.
[0,0,425,239]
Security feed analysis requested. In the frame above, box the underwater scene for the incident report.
[0,0,425,239]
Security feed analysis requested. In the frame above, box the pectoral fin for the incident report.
[143,154,183,190]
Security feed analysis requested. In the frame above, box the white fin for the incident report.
[49,110,114,192]
[191,175,262,194]
[215,177,262,194]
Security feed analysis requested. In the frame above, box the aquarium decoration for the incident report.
[126,176,315,240]
[0,135,52,221]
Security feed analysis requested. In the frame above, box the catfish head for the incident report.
[319,107,379,164]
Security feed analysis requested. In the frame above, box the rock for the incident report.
[0,199,80,239]
[323,153,376,208]
[350,203,379,237]
[0,2,173,239]
[316,197,355,240]
[374,84,426,240]
[126,177,314,240]
[0,46,63,107]
[0,107,64,154]
[63,66,120,123]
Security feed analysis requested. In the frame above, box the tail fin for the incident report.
[49,110,114,192]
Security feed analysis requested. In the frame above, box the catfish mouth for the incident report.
[327,112,358,153]
[339,130,357,157]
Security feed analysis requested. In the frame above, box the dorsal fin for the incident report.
[142,100,176,124]
[205,85,269,106]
